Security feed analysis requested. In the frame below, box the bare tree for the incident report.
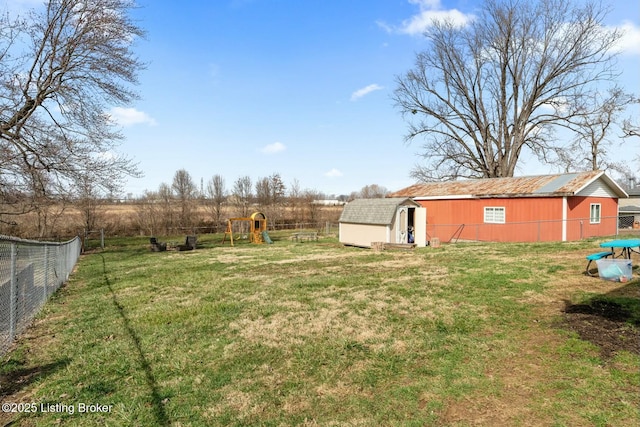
[255,177,271,207]
[157,183,174,233]
[255,173,286,206]
[622,120,640,139]
[75,174,103,235]
[262,173,286,228]
[172,169,197,229]
[393,0,628,180]
[0,0,144,222]
[622,97,640,140]
[302,189,322,225]
[134,190,162,236]
[554,89,635,173]
[359,184,388,199]
[25,169,69,238]
[205,174,226,232]
[288,179,303,223]
[232,176,253,218]
[268,173,286,206]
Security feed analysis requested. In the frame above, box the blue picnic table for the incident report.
[599,239,640,259]
[585,238,640,276]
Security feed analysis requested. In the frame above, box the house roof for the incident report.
[339,198,419,225]
[628,187,640,197]
[388,171,628,200]
[620,205,640,213]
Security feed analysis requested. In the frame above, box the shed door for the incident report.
[397,207,407,243]
[414,207,427,247]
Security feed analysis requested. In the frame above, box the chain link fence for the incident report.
[0,235,81,356]
[424,215,631,243]
[618,215,636,229]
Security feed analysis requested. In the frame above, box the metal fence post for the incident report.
[9,243,17,342]
[43,244,49,300]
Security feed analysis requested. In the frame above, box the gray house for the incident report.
[619,185,640,229]
[339,198,426,248]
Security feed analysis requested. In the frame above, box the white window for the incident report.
[590,203,601,224]
[484,207,505,224]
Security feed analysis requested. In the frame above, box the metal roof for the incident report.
[388,171,628,199]
[339,198,419,225]
[620,205,640,213]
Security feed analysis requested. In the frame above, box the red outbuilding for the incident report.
[387,171,628,243]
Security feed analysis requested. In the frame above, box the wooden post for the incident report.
[371,242,384,252]
[222,220,234,246]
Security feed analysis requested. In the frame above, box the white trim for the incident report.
[484,206,506,223]
[415,207,427,246]
[562,197,567,241]
[573,171,604,195]
[590,203,601,224]
[574,171,629,198]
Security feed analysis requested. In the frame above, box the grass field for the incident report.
[1,233,639,426]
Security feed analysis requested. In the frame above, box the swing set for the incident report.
[222,211,272,246]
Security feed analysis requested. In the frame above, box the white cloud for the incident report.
[537,95,568,111]
[614,21,640,56]
[409,0,441,7]
[261,142,286,154]
[109,107,157,127]
[324,168,343,178]
[351,84,384,101]
[399,9,472,34]
[379,0,473,35]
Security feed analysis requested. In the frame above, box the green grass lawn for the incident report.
[1,233,639,426]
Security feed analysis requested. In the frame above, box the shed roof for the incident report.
[388,171,628,199]
[339,198,419,225]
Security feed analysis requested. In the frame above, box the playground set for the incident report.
[222,211,273,246]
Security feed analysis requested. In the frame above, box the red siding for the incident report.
[566,196,618,240]
[416,196,617,242]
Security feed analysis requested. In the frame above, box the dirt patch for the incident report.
[519,250,640,360]
[562,300,639,358]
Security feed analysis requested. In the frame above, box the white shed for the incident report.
[339,198,426,248]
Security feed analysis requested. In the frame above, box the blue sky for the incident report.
[8,0,640,197]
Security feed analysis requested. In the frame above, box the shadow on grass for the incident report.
[99,254,170,426]
[0,358,71,398]
[562,280,640,358]
[564,281,640,325]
